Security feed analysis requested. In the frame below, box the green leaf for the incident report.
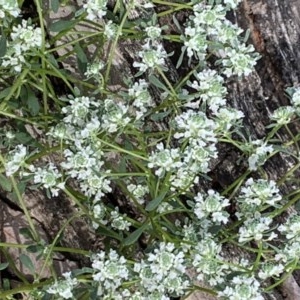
[19,254,34,273]
[0,262,9,271]
[49,20,75,32]
[26,244,44,253]
[19,228,34,240]
[74,43,88,63]
[146,189,169,212]
[150,109,171,122]
[0,87,12,99]
[96,224,122,241]
[0,35,7,57]
[26,86,40,116]
[0,174,12,192]
[123,223,148,246]
[51,0,60,13]
[149,75,169,92]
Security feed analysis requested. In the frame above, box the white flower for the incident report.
[5,145,27,176]
[80,172,112,199]
[134,242,189,296]
[127,183,149,205]
[214,107,244,132]
[183,26,207,59]
[0,0,20,18]
[247,139,274,171]
[193,4,226,27]
[83,0,107,21]
[104,20,118,40]
[128,79,154,119]
[291,88,300,107]
[110,209,131,231]
[145,26,162,40]
[278,215,300,240]
[191,238,228,286]
[258,263,284,280]
[270,106,295,125]
[33,163,64,197]
[238,216,275,243]
[84,60,105,78]
[221,44,259,77]
[189,69,227,113]
[174,110,217,145]
[148,143,182,177]
[11,20,42,51]
[194,190,230,224]
[47,272,78,299]
[91,249,129,296]
[133,42,168,73]
[62,96,98,126]
[224,0,243,9]
[236,178,282,217]
[218,276,264,300]
[101,99,131,133]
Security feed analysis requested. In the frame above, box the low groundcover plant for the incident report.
[1,0,300,299]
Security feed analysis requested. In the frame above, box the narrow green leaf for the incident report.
[96,225,122,241]
[49,20,75,32]
[0,174,12,192]
[146,189,169,212]
[123,223,148,246]
[19,254,34,273]
[19,227,34,240]
[26,86,40,116]
[0,87,12,99]
[74,43,88,63]
[0,262,9,271]
[149,75,169,92]
[0,35,7,57]
[51,0,60,13]
[26,244,44,254]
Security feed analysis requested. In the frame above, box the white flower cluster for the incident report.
[0,0,20,19]
[128,79,154,119]
[133,42,168,74]
[5,145,27,176]
[133,242,189,297]
[258,262,284,280]
[189,69,227,113]
[291,87,300,107]
[127,183,149,205]
[181,2,259,77]
[193,190,230,224]
[191,238,229,286]
[101,98,131,133]
[47,272,78,299]
[235,178,281,243]
[275,214,300,266]
[238,216,275,243]
[1,20,43,72]
[32,163,65,197]
[236,178,282,218]
[270,106,295,125]
[92,249,129,297]
[91,244,189,299]
[110,209,131,231]
[247,139,274,171]
[83,0,108,21]
[148,143,182,178]
[218,276,264,299]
